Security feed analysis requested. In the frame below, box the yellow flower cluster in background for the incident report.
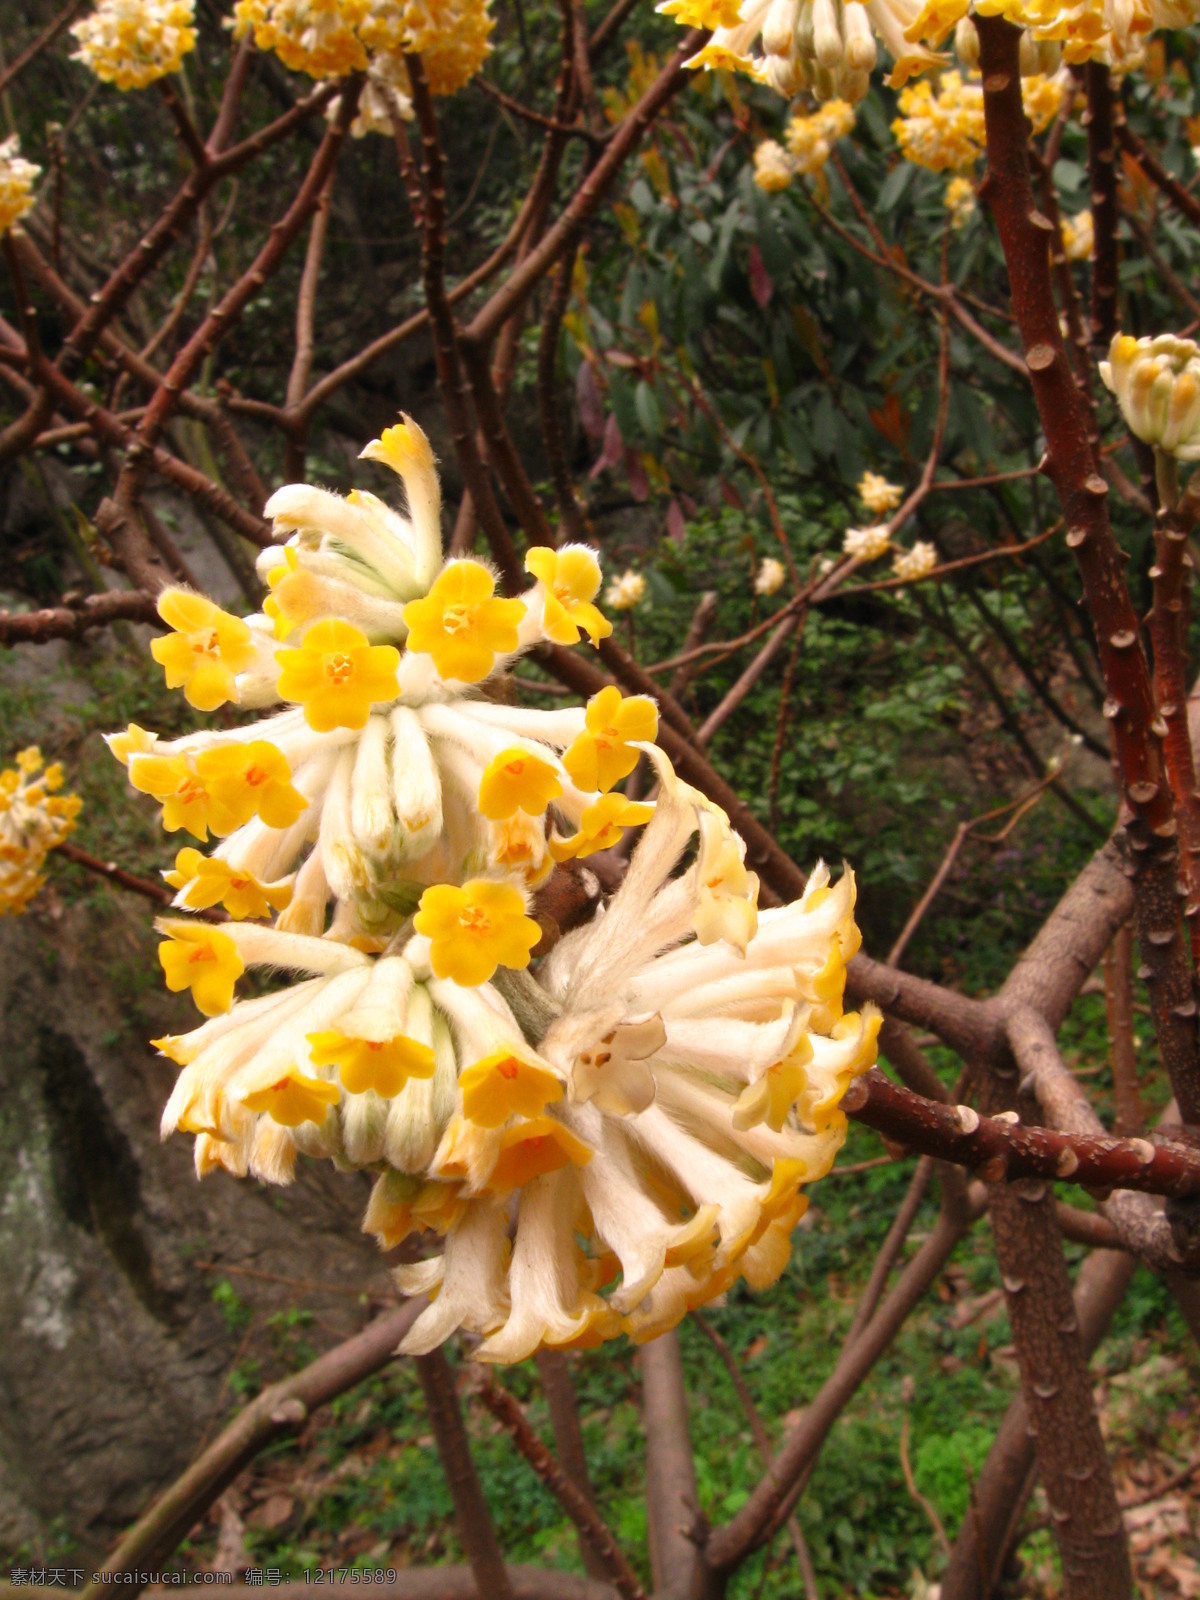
[0,748,81,917]
[0,136,41,237]
[232,0,493,102]
[754,100,856,191]
[944,173,976,227]
[893,69,1062,172]
[71,0,197,89]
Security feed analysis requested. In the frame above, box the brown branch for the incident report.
[1084,63,1120,349]
[707,1188,984,1568]
[81,1303,422,1600]
[692,1314,819,1600]
[0,0,85,96]
[465,35,699,346]
[640,1332,709,1600]
[900,1413,952,1562]
[976,14,1200,1127]
[842,1067,1200,1205]
[535,1350,608,1581]
[157,76,210,170]
[1105,924,1145,1135]
[474,1374,646,1600]
[1115,115,1200,232]
[845,1156,935,1346]
[415,1351,513,1600]
[0,588,158,644]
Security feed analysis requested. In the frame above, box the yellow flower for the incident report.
[163,847,292,919]
[360,416,436,476]
[483,1116,593,1194]
[157,921,245,1015]
[16,747,42,774]
[308,1029,436,1097]
[403,561,525,683]
[149,589,255,711]
[241,1070,341,1127]
[0,136,40,238]
[488,813,553,887]
[262,548,317,641]
[106,723,157,767]
[478,748,563,820]
[130,755,236,840]
[275,619,401,731]
[458,1050,563,1128]
[548,793,654,861]
[414,879,542,986]
[201,742,308,831]
[562,686,658,793]
[525,546,612,647]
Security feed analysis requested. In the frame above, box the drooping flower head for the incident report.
[893,69,1063,172]
[944,173,976,228]
[1100,334,1200,461]
[1060,209,1093,263]
[0,137,41,237]
[0,747,81,916]
[605,570,646,611]
[755,557,788,596]
[892,539,939,581]
[858,470,903,514]
[844,524,892,560]
[71,0,197,89]
[117,409,877,1360]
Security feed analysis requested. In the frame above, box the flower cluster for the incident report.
[116,414,876,1358]
[858,470,903,514]
[232,0,493,103]
[892,540,938,581]
[71,0,197,89]
[753,99,856,190]
[755,557,787,595]
[905,0,1193,67]
[844,524,891,561]
[893,68,1062,172]
[661,0,944,103]
[1100,333,1200,461]
[0,136,41,237]
[0,748,81,917]
[605,570,646,610]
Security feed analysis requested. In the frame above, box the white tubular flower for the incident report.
[892,540,938,581]
[755,556,788,594]
[1100,334,1200,460]
[858,470,903,513]
[844,524,891,560]
[71,0,196,89]
[0,137,41,237]
[665,0,943,103]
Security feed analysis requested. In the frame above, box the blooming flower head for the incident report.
[858,470,904,514]
[604,570,646,611]
[71,0,197,89]
[0,747,81,916]
[843,524,892,561]
[907,0,1161,64]
[1100,333,1200,460]
[0,137,40,238]
[754,139,796,192]
[232,0,493,91]
[755,557,787,596]
[892,540,938,581]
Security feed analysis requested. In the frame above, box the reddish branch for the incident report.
[844,1068,1200,1201]
[475,1376,646,1600]
[1083,63,1120,349]
[1115,114,1200,232]
[975,14,1200,1128]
